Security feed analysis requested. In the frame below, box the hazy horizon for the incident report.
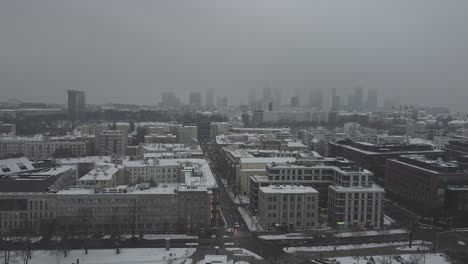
[1,1,468,111]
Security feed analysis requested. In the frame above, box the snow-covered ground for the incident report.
[4,236,42,243]
[329,253,450,264]
[259,231,326,240]
[225,247,263,259]
[333,229,407,238]
[116,234,197,240]
[10,248,196,264]
[237,207,264,232]
[384,215,396,225]
[143,234,198,240]
[284,240,432,253]
[397,245,431,251]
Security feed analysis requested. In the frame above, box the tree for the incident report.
[376,255,392,264]
[0,234,14,264]
[17,219,33,264]
[406,220,418,248]
[77,208,92,254]
[408,254,424,264]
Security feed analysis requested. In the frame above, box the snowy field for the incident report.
[328,253,450,264]
[333,229,407,238]
[10,248,196,264]
[284,240,432,253]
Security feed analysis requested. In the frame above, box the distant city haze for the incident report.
[1,0,467,111]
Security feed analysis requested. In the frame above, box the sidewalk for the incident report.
[238,207,264,232]
[225,186,249,205]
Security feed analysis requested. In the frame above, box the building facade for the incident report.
[258,185,318,231]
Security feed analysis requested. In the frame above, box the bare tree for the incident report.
[350,224,366,263]
[376,255,392,264]
[17,220,33,264]
[408,254,424,264]
[406,220,418,248]
[0,233,14,264]
[50,232,69,264]
[78,208,92,255]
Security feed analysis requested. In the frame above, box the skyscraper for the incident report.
[262,84,272,101]
[273,87,282,110]
[309,88,323,109]
[189,91,202,107]
[331,88,340,111]
[366,89,378,110]
[206,88,214,108]
[248,88,258,110]
[354,87,363,110]
[67,90,86,123]
[161,91,182,107]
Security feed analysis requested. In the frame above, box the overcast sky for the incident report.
[1,1,467,111]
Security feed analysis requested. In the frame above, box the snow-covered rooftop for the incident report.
[260,185,318,194]
[79,163,122,181]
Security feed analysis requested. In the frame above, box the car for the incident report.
[234,222,240,229]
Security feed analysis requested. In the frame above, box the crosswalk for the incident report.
[230,229,252,238]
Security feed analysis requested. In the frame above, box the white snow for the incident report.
[259,231,326,240]
[333,229,407,238]
[237,207,264,232]
[397,245,431,251]
[384,215,396,225]
[284,240,432,253]
[330,253,450,264]
[225,247,263,259]
[5,236,42,243]
[143,234,198,240]
[10,248,196,264]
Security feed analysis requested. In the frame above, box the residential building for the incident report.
[78,163,127,188]
[95,128,128,156]
[258,185,319,230]
[328,184,384,229]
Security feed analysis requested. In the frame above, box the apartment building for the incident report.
[328,185,384,229]
[258,185,318,230]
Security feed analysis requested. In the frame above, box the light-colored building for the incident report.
[78,163,127,188]
[123,159,180,185]
[25,140,87,160]
[95,128,128,156]
[258,185,319,230]
[236,157,296,196]
[328,184,385,229]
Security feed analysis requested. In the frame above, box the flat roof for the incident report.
[260,185,318,194]
[239,157,296,164]
[329,184,385,193]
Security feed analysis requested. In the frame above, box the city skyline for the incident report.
[1,1,468,111]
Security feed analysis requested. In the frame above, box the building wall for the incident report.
[258,188,318,230]
[125,164,180,185]
[0,188,212,235]
[328,187,384,229]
